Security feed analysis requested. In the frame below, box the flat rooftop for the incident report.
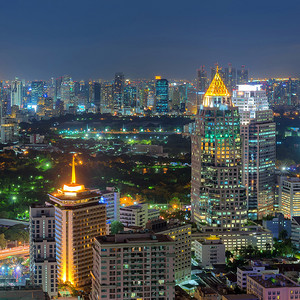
[250,274,299,288]
[96,232,174,244]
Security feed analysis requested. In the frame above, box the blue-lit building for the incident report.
[155,78,169,113]
[262,213,291,239]
[31,81,44,105]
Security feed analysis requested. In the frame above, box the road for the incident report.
[0,246,29,260]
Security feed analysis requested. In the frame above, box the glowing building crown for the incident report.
[62,154,85,193]
[203,66,232,107]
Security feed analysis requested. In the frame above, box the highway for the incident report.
[0,246,29,260]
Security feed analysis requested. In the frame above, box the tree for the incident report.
[111,221,124,234]
[279,229,288,241]
[0,233,6,249]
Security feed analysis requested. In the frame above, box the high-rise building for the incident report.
[279,177,300,219]
[224,63,236,91]
[60,76,75,109]
[191,67,247,231]
[0,117,18,143]
[93,82,101,111]
[90,232,175,300]
[101,82,113,112]
[46,155,106,287]
[124,82,137,108]
[232,85,276,219]
[155,77,169,113]
[10,78,23,107]
[197,66,208,92]
[30,205,57,299]
[237,65,248,84]
[146,219,191,283]
[113,72,125,112]
[31,81,44,105]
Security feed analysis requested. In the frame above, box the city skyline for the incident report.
[0,0,299,80]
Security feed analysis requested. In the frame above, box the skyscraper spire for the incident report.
[72,154,76,184]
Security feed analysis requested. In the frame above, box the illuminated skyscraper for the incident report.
[155,77,169,113]
[232,85,276,219]
[46,155,106,287]
[191,68,247,231]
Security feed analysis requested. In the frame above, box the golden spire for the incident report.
[204,66,230,97]
[71,154,76,184]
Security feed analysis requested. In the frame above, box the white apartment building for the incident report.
[30,205,57,299]
[237,262,278,290]
[146,219,191,283]
[120,203,159,227]
[193,236,225,267]
[91,232,175,300]
[280,177,300,218]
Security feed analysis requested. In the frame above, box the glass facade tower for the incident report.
[191,68,247,231]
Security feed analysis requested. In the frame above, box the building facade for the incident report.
[155,77,169,113]
[247,274,300,300]
[91,232,175,300]
[30,205,57,299]
[120,203,159,227]
[191,67,247,231]
[146,219,191,283]
[46,156,106,287]
[194,237,225,267]
[232,84,276,219]
[280,177,300,219]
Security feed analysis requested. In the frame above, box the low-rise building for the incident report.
[237,262,279,290]
[120,203,159,227]
[192,225,273,251]
[193,236,225,267]
[91,232,175,300]
[194,286,219,300]
[222,295,259,300]
[146,219,191,283]
[247,273,300,300]
[131,144,164,155]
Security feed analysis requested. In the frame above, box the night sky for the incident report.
[0,0,299,80]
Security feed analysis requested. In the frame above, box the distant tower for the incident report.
[237,65,249,84]
[155,76,169,113]
[10,78,23,107]
[232,85,276,219]
[46,155,106,287]
[191,67,247,231]
[113,72,125,112]
[197,66,208,92]
[224,63,236,91]
[31,81,44,105]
